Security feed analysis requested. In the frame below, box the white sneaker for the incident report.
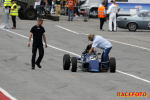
[75,15,78,17]
[0,24,5,29]
[0,23,4,27]
[80,15,83,17]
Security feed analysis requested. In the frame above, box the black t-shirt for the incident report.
[30,25,45,44]
[47,0,52,5]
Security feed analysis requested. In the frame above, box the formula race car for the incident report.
[63,45,116,73]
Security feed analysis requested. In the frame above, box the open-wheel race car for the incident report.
[63,45,116,73]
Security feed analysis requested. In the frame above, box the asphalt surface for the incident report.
[0,8,150,100]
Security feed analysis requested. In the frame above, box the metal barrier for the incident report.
[0,8,10,29]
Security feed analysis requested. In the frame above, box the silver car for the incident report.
[117,11,150,31]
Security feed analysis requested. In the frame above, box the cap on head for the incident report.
[88,34,95,41]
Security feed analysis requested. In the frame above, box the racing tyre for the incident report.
[71,57,77,72]
[24,7,37,20]
[127,23,137,31]
[63,54,70,70]
[110,57,116,73]
[18,8,25,20]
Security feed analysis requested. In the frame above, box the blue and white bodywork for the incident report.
[108,0,150,15]
[78,53,100,72]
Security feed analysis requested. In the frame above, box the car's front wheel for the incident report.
[63,54,70,70]
[110,57,116,73]
[127,23,137,31]
[71,57,77,72]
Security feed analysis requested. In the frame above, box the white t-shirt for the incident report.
[35,0,41,6]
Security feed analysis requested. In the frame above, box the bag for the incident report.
[5,9,9,15]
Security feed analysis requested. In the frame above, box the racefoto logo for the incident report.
[117,92,147,97]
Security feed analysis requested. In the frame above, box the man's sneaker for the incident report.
[31,67,35,70]
[100,29,104,31]
[75,15,78,17]
[80,15,83,17]
[12,27,16,29]
[68,20,70,21]
[35,63,42,68]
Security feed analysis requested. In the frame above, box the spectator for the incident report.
[35,0,41,14]
[54,0,63,16]
[98,3,106,31]
[9,0,18,29]
[41,0,45,14]
[45,0,52,13]
[66,0,76,21]
[0,0,2,7]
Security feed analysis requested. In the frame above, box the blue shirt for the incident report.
[92,36,112,50]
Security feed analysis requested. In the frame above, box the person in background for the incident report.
[112,0,120,31]
[54,0,63,16]
[74,0,79,17]
[8,0,18,29]
[28,18,47,70]
[0,0,2,7]
[98,3,106,31]
[45,0,52,13]
[41,0,45,14]
[35,0,41,14]
[107,0,117,32]
[66,0,76,21]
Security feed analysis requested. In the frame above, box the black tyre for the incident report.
[89,8,98,18]
[63,54,70,70]
[127,23,137,31]
[71,57,77,72]
[107,56,110,68]
[24,7,37,20]
[110,57,116,73]
[18,8,25,20]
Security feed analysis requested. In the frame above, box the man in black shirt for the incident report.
[28,18,47,70]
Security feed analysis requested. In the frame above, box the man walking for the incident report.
[98,3,106,31]
[28,18,47,70]
[107,0,117,32]
[54,0,63,16]
[35,0,41,14]
[45,0,52,13]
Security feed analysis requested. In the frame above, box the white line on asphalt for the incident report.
[55,25,79,34]
[0,87,17,100]
[1,28,150,84]
[55,25,150,51]
[81,33,89,35]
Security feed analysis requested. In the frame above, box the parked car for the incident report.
[117,11,150,31]
[78,0,108,18]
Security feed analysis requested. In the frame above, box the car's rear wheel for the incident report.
[63,54,70,70]
[110,57,116,73]
[71,57,77,72]
[127,23,137,31]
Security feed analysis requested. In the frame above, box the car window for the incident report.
[138,12,150,18]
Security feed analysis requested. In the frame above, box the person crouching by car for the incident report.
[88,34,112,69]
[9,1,18,29]
[66,0,76,21]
